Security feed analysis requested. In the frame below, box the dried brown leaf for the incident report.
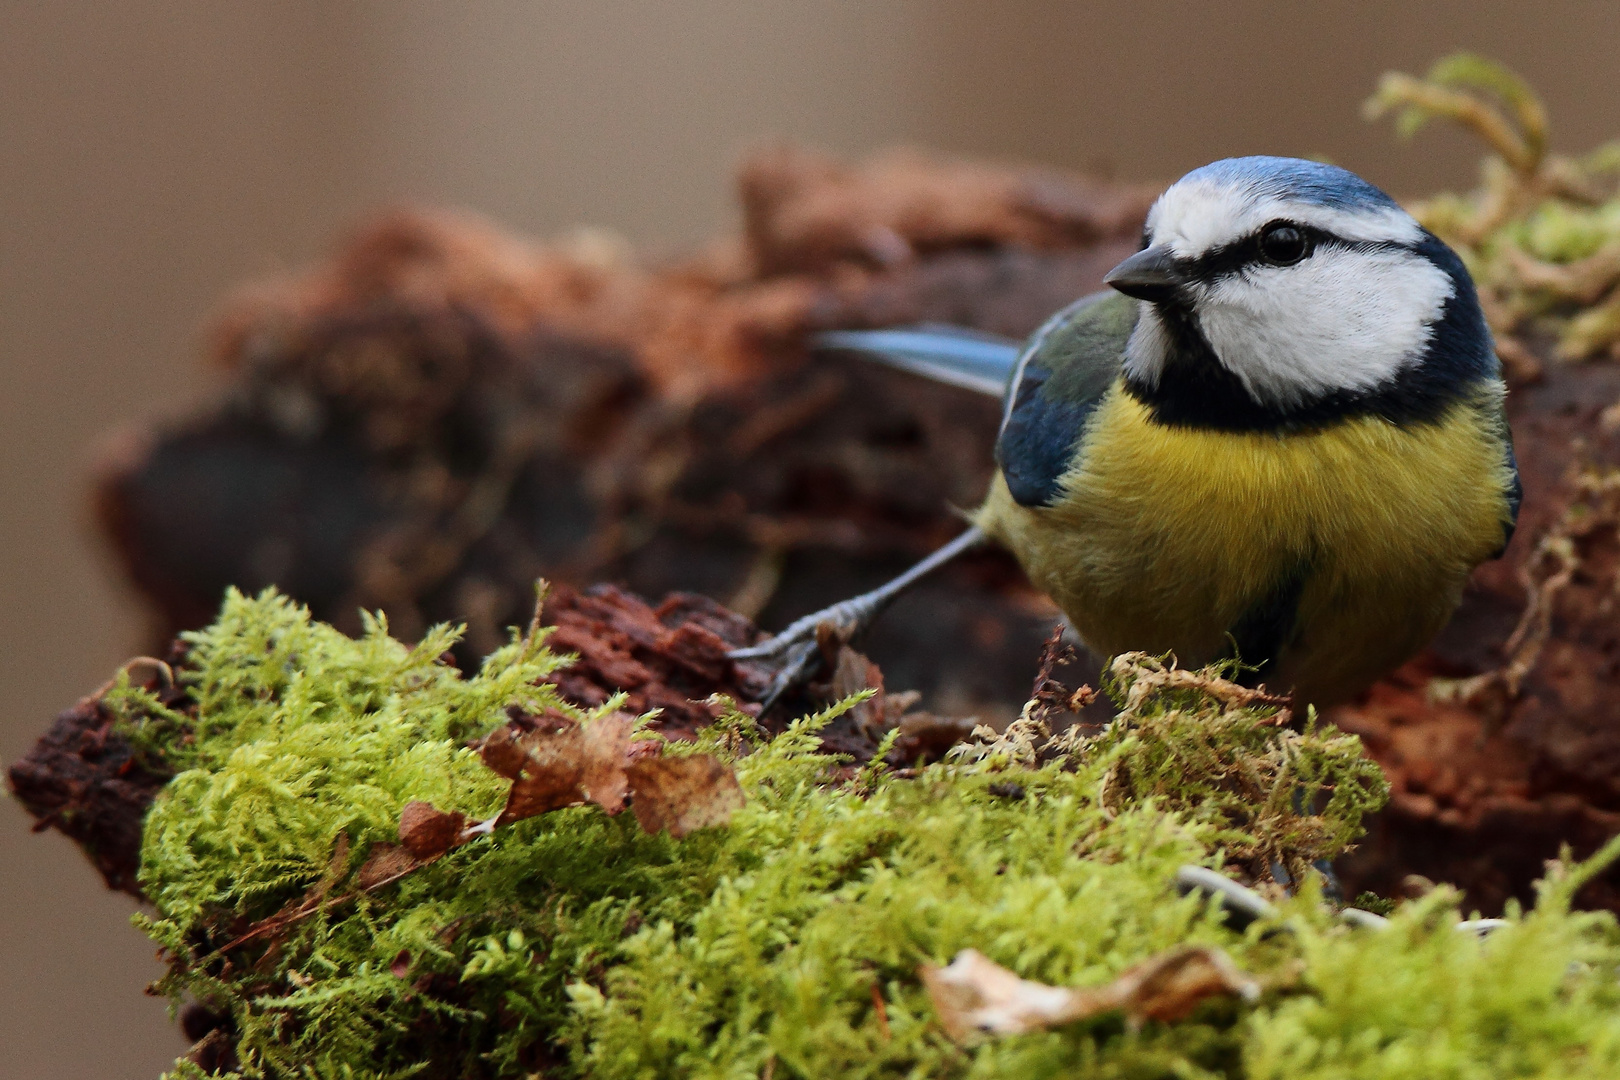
[625,754,746,837]
[1120,944,1261,1023]
[355,842,425,891]
[398,800,467,859]
[826,638,888,737]
[896,712,980,763]
[921,945,1259,1042]
[491,720,587,825]
[921,950,1075,1042]
[478,723,532,780]
[477,705,743,838]
[580,712,635,813]
[484,710,643,825]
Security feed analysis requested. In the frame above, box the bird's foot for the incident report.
[728,596,878,712]
[728,527,989,713]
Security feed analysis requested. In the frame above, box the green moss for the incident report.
[129,590,1620,1078]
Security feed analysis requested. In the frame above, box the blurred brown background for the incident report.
[3,2,1617,1076]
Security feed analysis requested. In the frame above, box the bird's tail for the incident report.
[813,325,1021,399]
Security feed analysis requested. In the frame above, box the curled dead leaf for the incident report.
[477,721,535,780]
[482,710,638,824]
[398,800,467,859]
[920,945,1259,1042]
[479,710,744,838]
[920,950,1076,1042]
[580,711,635,813]
[625,754,746,837]
[1116,944,1261,1024]
[485,718,588,824]
[355,842,425,891]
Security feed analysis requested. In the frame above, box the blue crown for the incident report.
[1178,156,1400,213]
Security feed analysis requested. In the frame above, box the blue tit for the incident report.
[734,156,1521,709]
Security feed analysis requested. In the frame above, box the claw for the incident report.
[728,612,852,712]
[755,639,822,713]
[729,603,867,712]
[726,637,801,663]
[725,526,989,713]
[727,601,861,662]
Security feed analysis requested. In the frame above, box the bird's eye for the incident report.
[1259,223,1310,266]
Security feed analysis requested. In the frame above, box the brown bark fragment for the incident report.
[6,651,185,896]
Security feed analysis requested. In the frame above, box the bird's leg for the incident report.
[728,525,989,710]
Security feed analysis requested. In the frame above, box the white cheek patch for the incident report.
[1196,250,1454,405]
[1122,304,1173,387]
[1147,180,1422,256]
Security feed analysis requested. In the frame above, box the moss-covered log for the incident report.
[28,588,1620,1079]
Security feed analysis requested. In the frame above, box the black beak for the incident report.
[1104,245,1182,303]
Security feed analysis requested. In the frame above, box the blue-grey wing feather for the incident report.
[813,325,1021,398]
[997,290,1139,507]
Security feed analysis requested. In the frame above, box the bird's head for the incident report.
[1106,156,1495,429]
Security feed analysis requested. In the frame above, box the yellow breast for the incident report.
[975,380,1516,705]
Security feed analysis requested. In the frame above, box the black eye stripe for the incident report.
[1175,229,1410,282]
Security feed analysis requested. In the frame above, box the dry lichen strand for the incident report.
[130,590,1620,1079]
[1366,53,1620,364]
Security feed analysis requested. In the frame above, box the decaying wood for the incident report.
[6,648,185,896]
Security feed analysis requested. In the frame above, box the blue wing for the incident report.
[813,291,1139,509]
[996,291,1139,507]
